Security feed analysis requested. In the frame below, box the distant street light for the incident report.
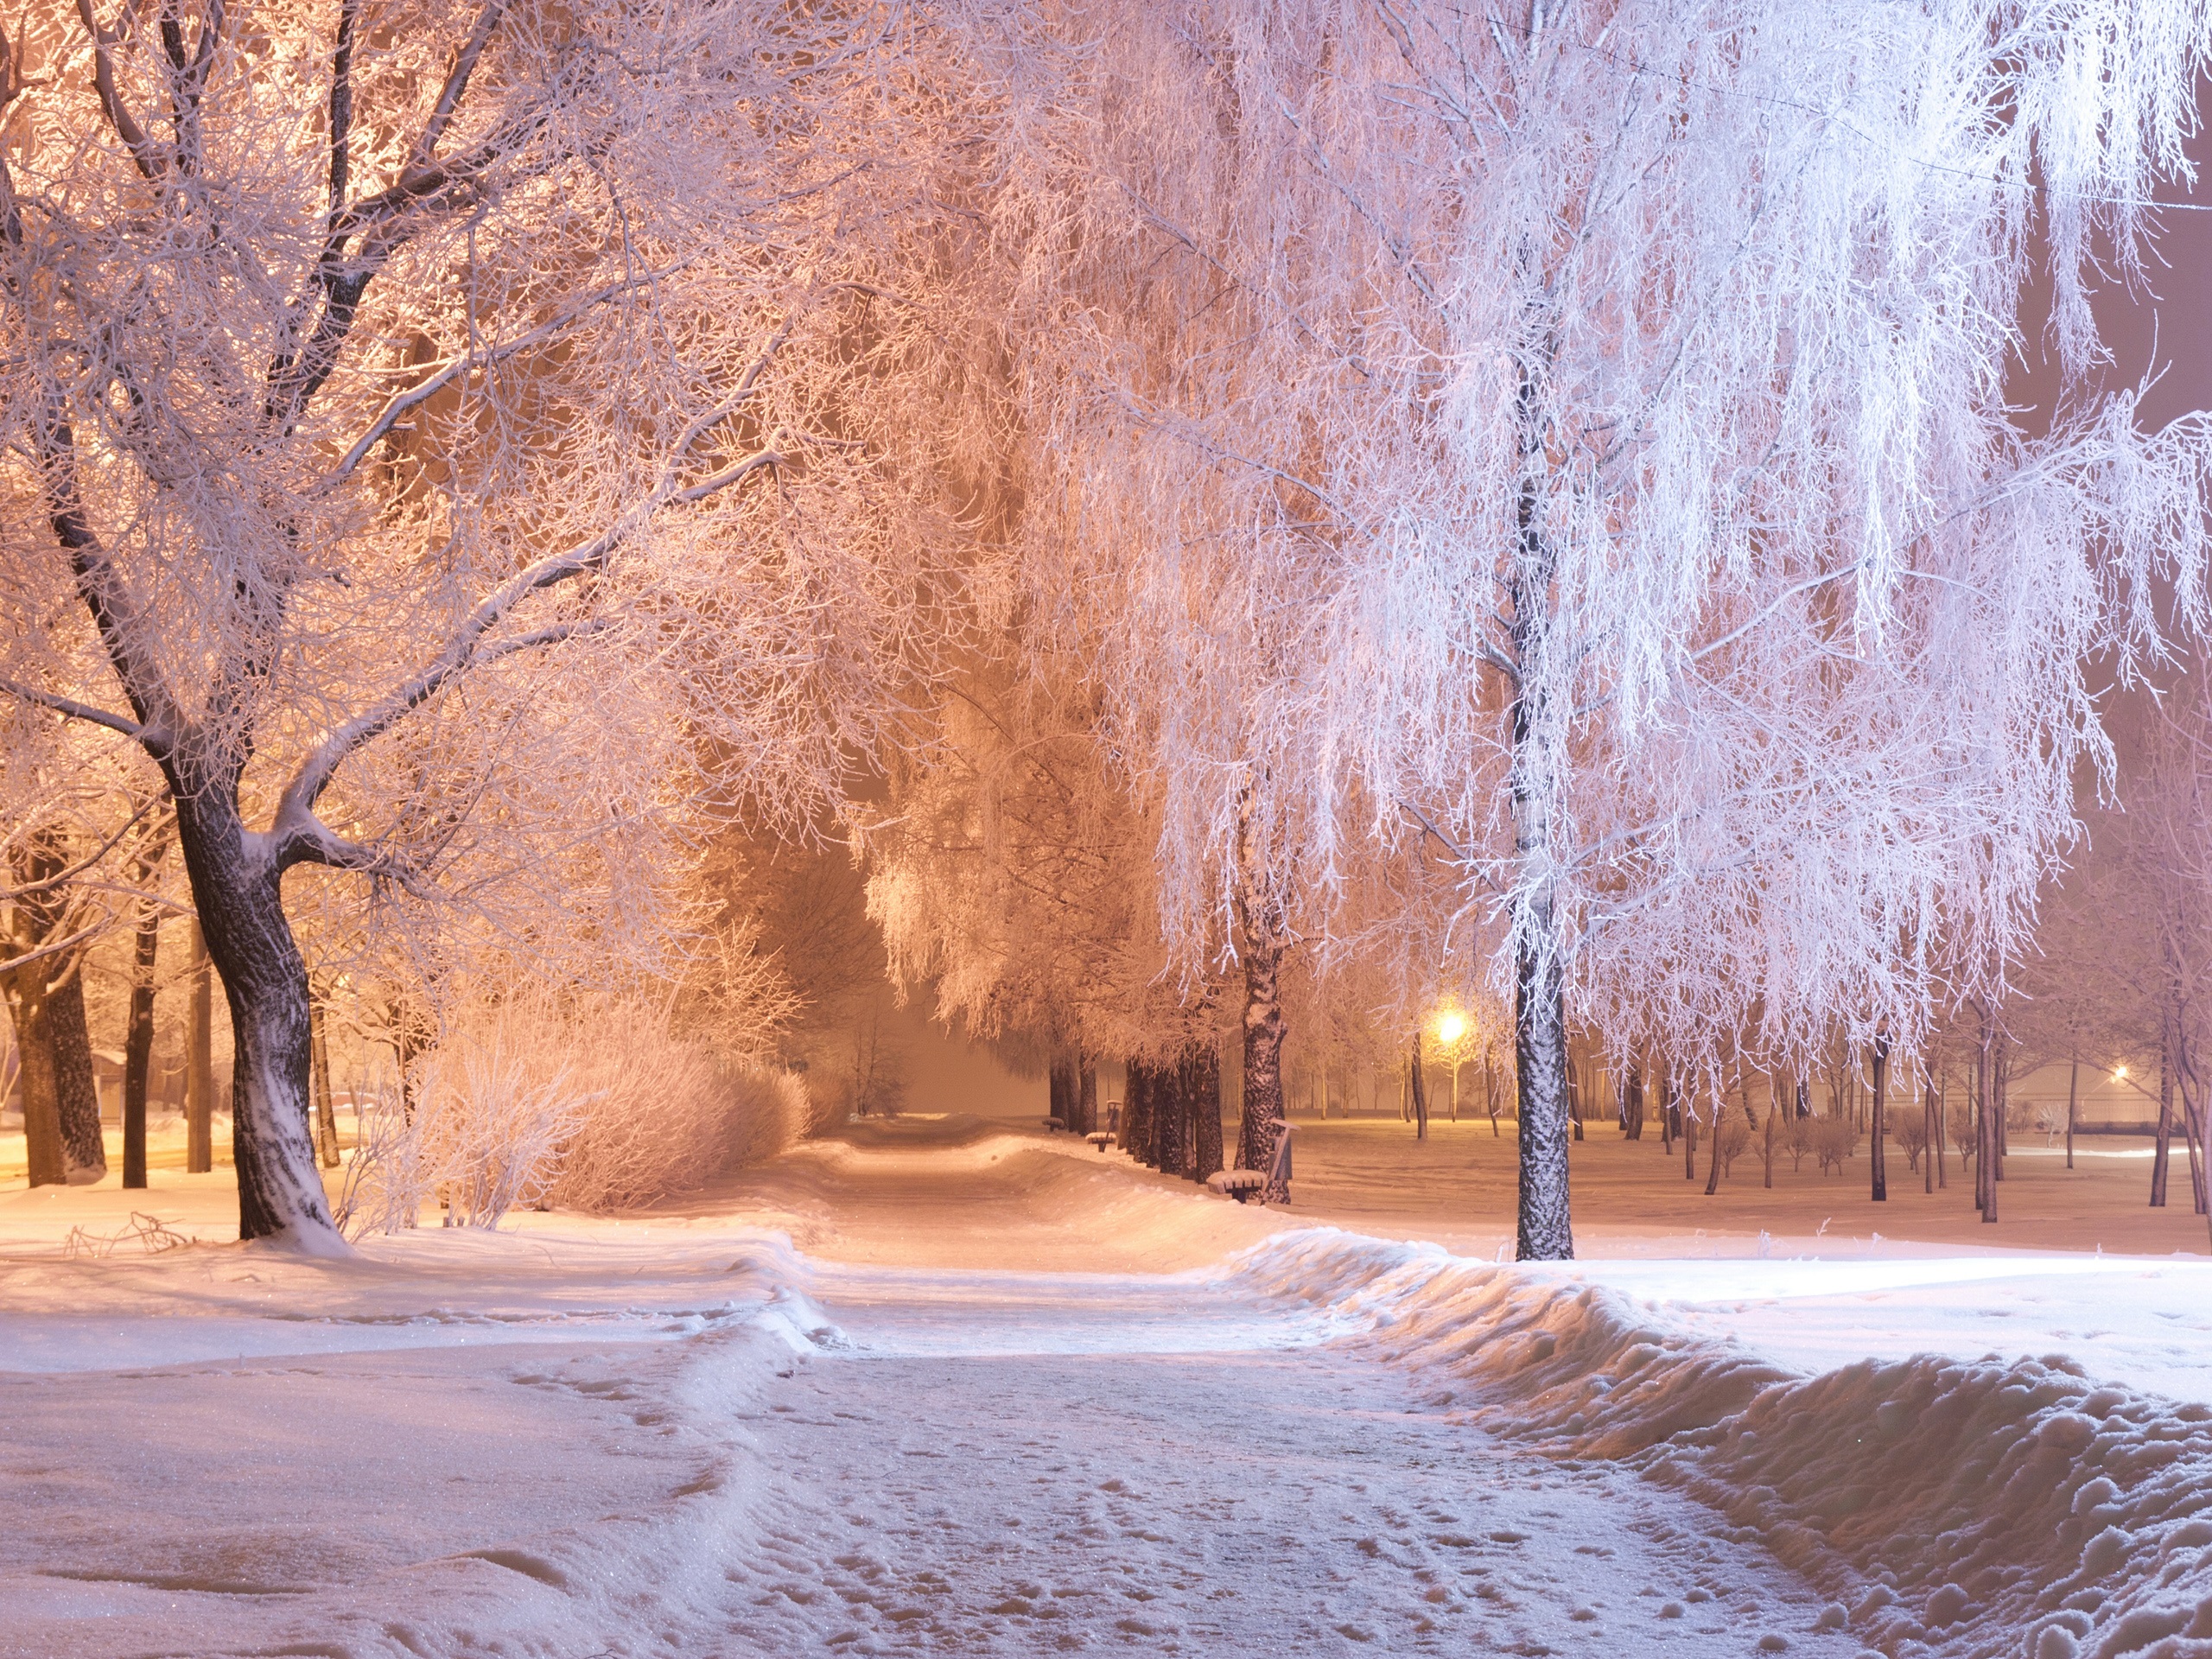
[1437,1012,1466,1046]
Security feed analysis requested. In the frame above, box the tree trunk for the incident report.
[172,788,338,1249]
[1184,1042,1223,1182]
[1924,1068,1936,1195]
[1047,1052,1076,1129]
[1762,1080,1775,1190]
[2065,1056,2078,1172]
[1993,1038,2009,1181]
[1154,1055,1187,1176]
[1623,1064,1643,1141]
[1077,1052,1098,1139]
[1658,1064,1673,1153]
[1486,1052,1501,1138]
[1703,1084,1723,1195]
[45,962,106,1184]
[10,991,65,1187]
[2154,1024,2174,1210]
[187,920,213,1175]
[1683,1075,1697,1180]
[1870,1035,1889,1203]
[1409,1035,1429,1141]
[123,910,162,1189]
[310,995,340,1169]
[1512,935,1573,1262]
[1119,1058,1147,1157]
[1567,1052,1584,1142]
[1935,1069,1948,1190]
[1238,937,1289,1202]
[1977,1028,1998,1223]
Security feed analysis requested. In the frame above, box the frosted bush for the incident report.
[336,998,817,1235]
[548,1025,817,1214]
[337,1020,589,1236]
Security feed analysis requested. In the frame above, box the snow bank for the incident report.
[1222,1230,2212,1659]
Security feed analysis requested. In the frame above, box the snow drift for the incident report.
[1223,1230,2212,1659]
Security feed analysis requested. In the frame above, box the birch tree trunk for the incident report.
[1513,931,1572,1259]
[1238,934,1290,1202]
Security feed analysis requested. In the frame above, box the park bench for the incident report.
[1085,1132,1115,1152]
[1205,1125,1294,1204]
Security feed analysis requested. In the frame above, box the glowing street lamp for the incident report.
[1435,1012,1467,1121]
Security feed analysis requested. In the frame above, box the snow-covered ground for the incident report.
[4,1116,2211,1656]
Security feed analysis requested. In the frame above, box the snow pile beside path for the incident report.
[1223,1229,2212,1659]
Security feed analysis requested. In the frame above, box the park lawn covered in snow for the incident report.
[5,1116,2212,1656]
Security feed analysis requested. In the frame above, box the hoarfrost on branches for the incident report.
[1007,0,2212,1255]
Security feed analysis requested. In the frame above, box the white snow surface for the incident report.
[4,1120,2212,1656]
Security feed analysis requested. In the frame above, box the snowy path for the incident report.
[720,1263,1862,1656]
[14,1121,2212,1657]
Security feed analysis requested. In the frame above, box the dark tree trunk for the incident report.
[2154,1026,2174,1209]
[1703,1084,1724,1195]
[1513,935,1573,1261]
[1993,1039,2009,1181]
[1409,1035,1429,1141]
[1566,1050,1583,1142]
[1485,1053,1501,1138]
[1624,1065,1643,1141]
[1123,1058,1154,1163]
[1870,1036,1889,1203]
[4,830,104,1184]
[1077,1053,1098,1139]
[1924,1068,1937,1194]
[187,920,213,1174]
[1683,1076,1697,1180]
[1762,1079,1776,1189]
[1048,1052,1077,1129]
[1658,1065,1673,1153]
[2066,1057,2079,1172]
[46,963,106,1184]
[1977,1030,1999,1223]
[171,785,335,1248]
[10,992,65,1186]
[1936,1069,1949,1189]
[1154,1055,1188,1176]
[123,909,162,1189]
[1183,1042,1223,1181]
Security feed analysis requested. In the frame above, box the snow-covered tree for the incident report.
[1010,0,2212,1257]
[0,2,998,1246]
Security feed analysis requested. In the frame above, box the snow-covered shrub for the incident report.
[335,997,817,1234]
[545,1014,817,1213]
[337,1021,589,1236]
